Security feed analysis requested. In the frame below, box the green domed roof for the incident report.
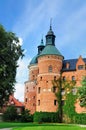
[29,54,38,65]
[39,45,63,57]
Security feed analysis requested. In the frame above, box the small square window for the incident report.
[72,76,75,81]
[61,88,65,95]
[54,76,56,80]
[63,76,66,81]
[40,77,42,80]
[25,98,27,102]
[52,86,57,93]
[48,65,52,72]
[38,100,40,106]
[78,65,84,70]
[54,100,57,105]
[33,96,35,99]
[38,87,41,93]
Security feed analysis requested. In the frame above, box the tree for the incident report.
[3,105,18,121]
[0,24,24,107]
[78,76,86,107]
[52,76,76,122]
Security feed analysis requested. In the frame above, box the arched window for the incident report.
[48,65,53,72]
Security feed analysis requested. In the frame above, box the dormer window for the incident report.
[66,63,70,69]
[78,65,84,70]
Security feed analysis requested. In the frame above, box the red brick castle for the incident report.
[24,24,86,114]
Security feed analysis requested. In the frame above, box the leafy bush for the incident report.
[3,105,18,121]
[34,112,59,123]
[20,109,33,122]
[63,92,86,124]
[74,113,86,124]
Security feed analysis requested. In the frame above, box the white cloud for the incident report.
[18,37,23,45]
[14,57,31,101]
[14,83,24,102]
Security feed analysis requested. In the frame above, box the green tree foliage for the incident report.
[20,109,33,122]
[78,76,86,107]
[0,25,24,106]
[63,92,76,123]
[52,76,62,122]
[52,77,76,122]
[3,105,18,121]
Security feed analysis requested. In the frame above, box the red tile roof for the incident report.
[9,95,24,107]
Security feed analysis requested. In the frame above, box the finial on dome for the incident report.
[50,18,52,30]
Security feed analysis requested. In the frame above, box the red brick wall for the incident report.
[36,55,63,112]
[62,56,86,113]
[24,65,38,114]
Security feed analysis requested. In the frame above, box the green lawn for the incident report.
[12,124,86,130]
[0,123,85,130]
[0,122,31,128]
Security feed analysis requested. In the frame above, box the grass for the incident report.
[0,123,85,130]
[0,122,32,128]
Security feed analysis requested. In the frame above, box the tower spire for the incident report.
[50,18,52,30]
[41,36,44,45]
[46,19,55,46]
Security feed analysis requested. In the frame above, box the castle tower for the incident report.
[36,25,63,112]
[24,39,45,114]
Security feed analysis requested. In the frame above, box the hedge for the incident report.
[34,111,59,123]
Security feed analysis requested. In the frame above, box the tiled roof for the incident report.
[9,95,24,107]
[62,58,86,72]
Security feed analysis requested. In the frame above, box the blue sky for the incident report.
[0,0,86,101]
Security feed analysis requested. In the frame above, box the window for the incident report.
[38,100,40,106]
[54,100,57,105]
[72,76,75,81]
[63,76,66,81]
[48,65,52,72]
[25,98,27,102]
[66,63,70,69]
[52,86,57,93]
[38,87,41,93]
[46,81,48,83]
[78,65,84,70]
[61,88,65,95]
[33,96,35,99]
[17,108,21,113]
[72,88,77,95]
[54,76,56,80]
[40,77,42,80]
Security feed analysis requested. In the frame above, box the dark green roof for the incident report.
[39,45,63,57]
[29,54,38,65]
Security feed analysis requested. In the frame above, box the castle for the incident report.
[24,24,86,114]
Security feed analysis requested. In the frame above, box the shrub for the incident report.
[20,109,33,122]
[3,105,18,121]
[74,113,86,124]
[34,112,59,123]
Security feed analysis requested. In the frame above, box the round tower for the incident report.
[36,25,63,112]
[24,39,45,114]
